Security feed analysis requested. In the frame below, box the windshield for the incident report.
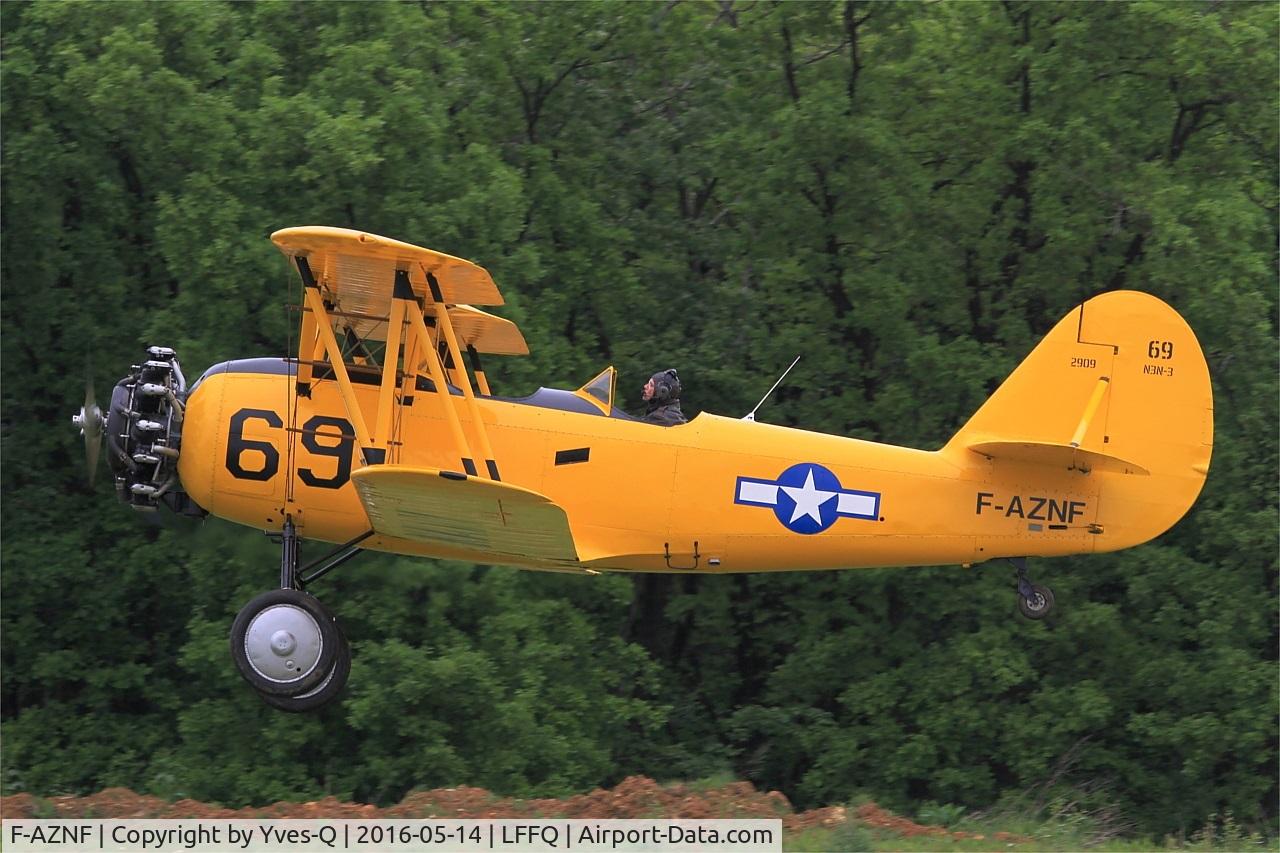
[576,366,616,411]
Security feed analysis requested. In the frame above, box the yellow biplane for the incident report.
[72,227,1213,711]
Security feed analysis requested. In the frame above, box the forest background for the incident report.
[2,0,1276,842]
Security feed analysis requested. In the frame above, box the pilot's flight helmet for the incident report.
[648,368,681,403]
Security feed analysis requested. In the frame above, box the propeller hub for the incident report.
[71,405,103,436]
[71,377,105,484]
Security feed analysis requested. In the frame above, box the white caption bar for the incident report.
[3,819,782,853]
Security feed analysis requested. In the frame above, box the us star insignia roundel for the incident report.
[734,462,881,535]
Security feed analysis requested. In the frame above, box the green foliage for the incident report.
[917,802,968,829]
[825,816,878,853]
[1183,812,1270,851]
[2,0,1275,841]
[789,808,1271,852]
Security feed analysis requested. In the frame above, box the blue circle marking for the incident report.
[773,462,843,535]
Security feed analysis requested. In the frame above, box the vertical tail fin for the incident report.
[945,291,1213,550]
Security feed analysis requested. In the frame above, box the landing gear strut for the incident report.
[229,519,365,712]
[1010,557,1054,620]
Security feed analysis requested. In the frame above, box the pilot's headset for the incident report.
[648,369,681,403]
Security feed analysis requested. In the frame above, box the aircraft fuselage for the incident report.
[179,359,1109,574]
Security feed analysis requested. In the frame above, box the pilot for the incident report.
[641,368,687,426]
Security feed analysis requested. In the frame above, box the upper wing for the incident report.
[272,226,504,320]
[447,305,529,356]
[352,465,579,564]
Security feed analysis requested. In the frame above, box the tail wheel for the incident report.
[1018,584,1055,620]
[259,625,351,713]
[230,589,338,696]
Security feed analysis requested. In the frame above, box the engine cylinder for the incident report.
[105,347,205,517]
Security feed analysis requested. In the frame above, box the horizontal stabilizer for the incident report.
[966,439,1150,475]
[352,466,579,562]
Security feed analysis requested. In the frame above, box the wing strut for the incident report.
[294,258,322,398]
[466,345,492,396]
[302,285,382,464]
[373,297,407,452]
[427,272,501,480]
[401,279,484,478]
[288,250,503,480]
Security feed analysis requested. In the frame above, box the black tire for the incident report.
[230,589,338,696]
[260,627,351,713]
[1018,584,1055,620]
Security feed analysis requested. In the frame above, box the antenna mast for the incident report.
[743,355,801,422]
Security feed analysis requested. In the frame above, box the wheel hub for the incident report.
[244,604,324,683]
[270,630,297,656]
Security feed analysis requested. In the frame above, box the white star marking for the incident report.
[780,469,837,525]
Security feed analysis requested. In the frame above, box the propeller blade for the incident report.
[72,374,105,485]
[86,420,101,485]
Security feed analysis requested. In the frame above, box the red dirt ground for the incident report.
[0,777,1026,843]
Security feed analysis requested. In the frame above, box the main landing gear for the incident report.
[229,519,371,712]
[1010,556,1055,619]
